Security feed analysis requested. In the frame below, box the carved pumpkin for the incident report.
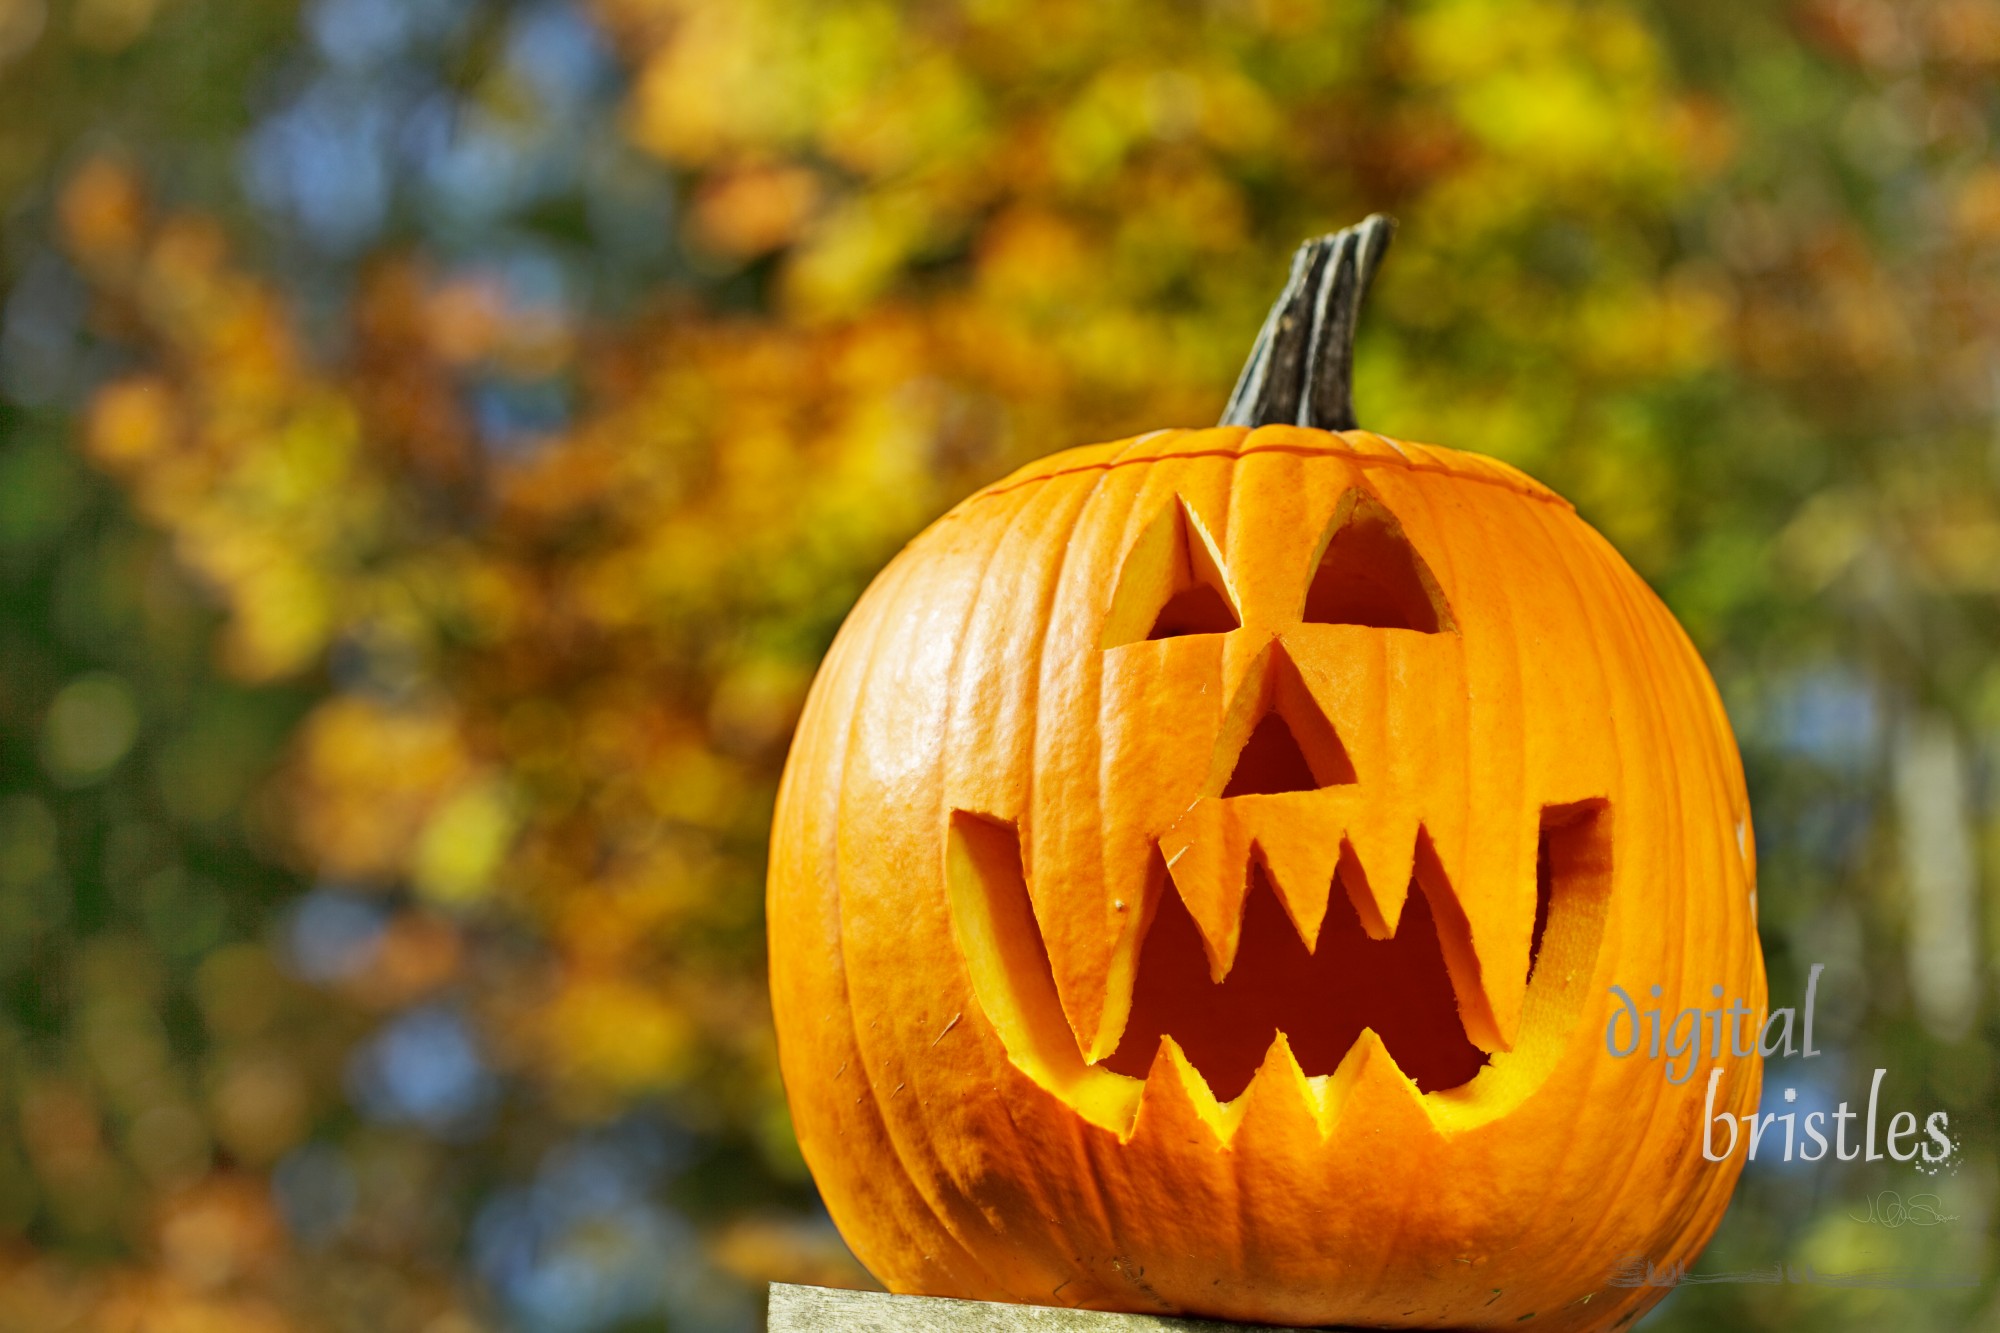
[768,218,1765,1331]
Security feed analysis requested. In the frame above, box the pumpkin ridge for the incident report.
[824,551,1012,1295]
[958,431,1571,515]
[1549,512,1761,1285]
[770,592,960,1292]
[1027,457,1134,1061]
[1037,451,1147,1286]
[1508,514,1689,1276]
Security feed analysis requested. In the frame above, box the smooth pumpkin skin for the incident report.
[769,425,1765,1331]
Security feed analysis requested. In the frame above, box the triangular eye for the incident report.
[1303,490,1455,633]
[1101,497,1241,648]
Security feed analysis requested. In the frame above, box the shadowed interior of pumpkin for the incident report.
[1102,862,1489,1099]
[1301,491,1456,633]
[1103,807,1601,1099]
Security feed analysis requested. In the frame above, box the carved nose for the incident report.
[1224,714,1326,796]
[1210,641,1354,798]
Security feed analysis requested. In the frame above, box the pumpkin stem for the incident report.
[1218,214,1395,433]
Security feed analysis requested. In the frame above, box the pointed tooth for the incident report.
[1321,1027,1447,1146]
[1014,823,1115,1062]
[1334,843,1389,939]
[1424,784,1528,1056]
[1215,1033,1454,1330]
[1158,798,1254,981]
[1103,1040,1239,1284]
[1093,631,1229,1059]
[1338,804,1420,938]
[1222,1036,1369,1320]
[1422,813,1538,1054]
[1128,1035,1239,1147]
[1086,846,1166,1063]
[1250,816,1344,950]
[1489,813,1546,1050]
[1411,800,1467,915]
[1413,825,1506,1055]
[1231,1033,1332,1156]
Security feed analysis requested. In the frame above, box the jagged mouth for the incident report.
[1100,857,1489,1101]
[946,799,1612,1128]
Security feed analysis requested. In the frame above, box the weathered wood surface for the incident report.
[767,1283,1308,1332]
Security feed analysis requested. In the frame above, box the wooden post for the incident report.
[768,1283,1312,1331]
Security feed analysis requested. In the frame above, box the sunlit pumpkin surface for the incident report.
[769,424,1765,1331]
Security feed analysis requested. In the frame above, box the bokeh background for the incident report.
[0,0,1997,1328]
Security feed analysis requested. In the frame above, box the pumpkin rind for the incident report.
[772,220,1764,1331]
[770,423,1763,1331]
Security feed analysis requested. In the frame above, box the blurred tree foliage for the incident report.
[0,0,1996,1329]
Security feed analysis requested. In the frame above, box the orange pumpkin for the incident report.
[768,218,1765,1330]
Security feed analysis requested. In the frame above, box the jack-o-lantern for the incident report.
[768,218,1765,1331]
